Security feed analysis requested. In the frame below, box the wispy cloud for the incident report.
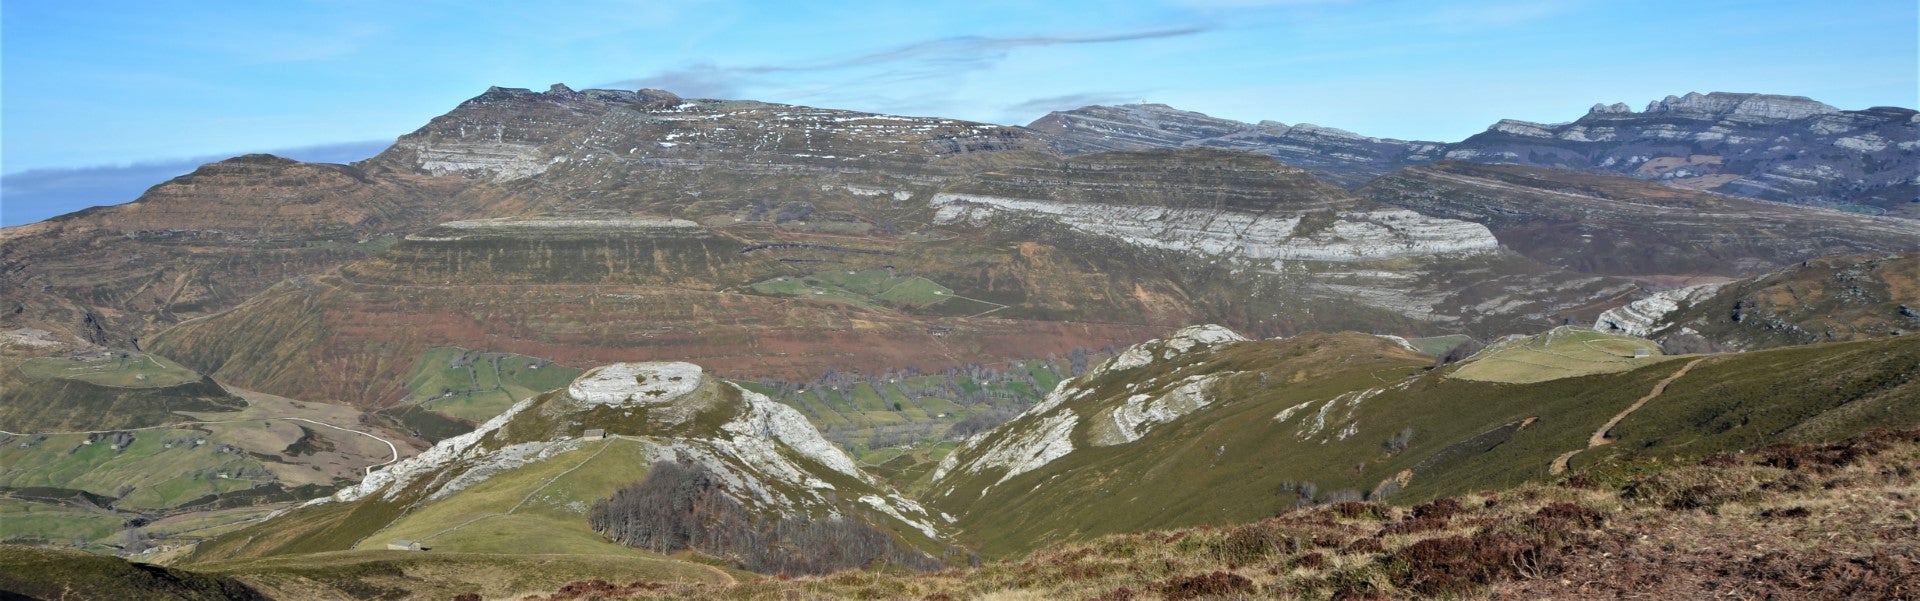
[604,26,1211,102]
[1000,92,1144,123]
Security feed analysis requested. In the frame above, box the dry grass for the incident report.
[521,430,1920,600]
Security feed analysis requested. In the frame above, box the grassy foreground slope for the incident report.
[930,327,1920,557]
[529,428,1920,600]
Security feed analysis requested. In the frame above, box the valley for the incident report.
[0,81,1914,600]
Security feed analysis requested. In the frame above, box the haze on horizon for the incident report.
[2,0,1915,226]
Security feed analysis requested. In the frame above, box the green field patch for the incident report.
[18,352,201,388]
[1449,327,1665,384]
[0,499,124,545]
[403,347,581,423]
[0,430,274,512]
[874,276,954,305]
[1405,334,1473,357]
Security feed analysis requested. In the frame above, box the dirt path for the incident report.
[1550,357,1707,475]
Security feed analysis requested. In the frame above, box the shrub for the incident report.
[1154,571,1255,601]
[1215,523,1294,565]
[1342,537,1385,555]
[1757,506,1812,520]
[1412,497,1466,521]
[1330,501,1388,521]
[1092,587,1137,601]
[1379,516,1449,537]
[1529,502,1605,531]
[1390,531,1559,596]
[590,460,940,575]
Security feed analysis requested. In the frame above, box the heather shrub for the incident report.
[1154,571,1255,600]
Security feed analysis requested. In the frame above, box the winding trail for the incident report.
[1550,357,1707,475]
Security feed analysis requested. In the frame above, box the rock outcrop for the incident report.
[320,360,944,537]
[1028,103,1444,188]
[1594,284,1723,338]
[1359,161,1920,277]
[1446,92,1917,217]
[1035,93,1916,217]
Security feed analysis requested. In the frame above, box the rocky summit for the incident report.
[1447,92,1918,217]
[1038,92,1918,217]
[1029,103,1446,188]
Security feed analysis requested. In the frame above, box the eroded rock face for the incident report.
[1028,103,1444,188]
[932,194,1498,263]
[1446,92,1917,217]
[1595,284,1724,338]
[1359,161,1920,278]
[1039,93,1915,217]
[933,324,1250,486]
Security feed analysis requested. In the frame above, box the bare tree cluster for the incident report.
[589,460,941,575]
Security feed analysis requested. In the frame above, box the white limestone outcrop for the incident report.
[931,193,1497,263]
[1594,284,1724,338]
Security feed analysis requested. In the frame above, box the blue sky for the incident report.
[3,0,1916,224]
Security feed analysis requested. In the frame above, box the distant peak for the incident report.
[1641,91,1837,121]
[220,153,297,166]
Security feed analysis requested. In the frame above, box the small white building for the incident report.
[582,429,607,440]
[387,539,422,551]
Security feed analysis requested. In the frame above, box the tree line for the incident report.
[589,459,943,575]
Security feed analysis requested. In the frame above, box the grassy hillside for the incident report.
[931,329,1920,557]
[526,428,1920,600]
[348,438,653,555]
[0,544,268,600]
[400,347,582,423]
[1448,326,1664,383]
[19,352,202,388]
[0,347,246,432]
[1652,253,1920,351]
[195,550,731,600]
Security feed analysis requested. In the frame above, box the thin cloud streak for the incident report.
[604,26,1212,102]
[1000,92,1144,123]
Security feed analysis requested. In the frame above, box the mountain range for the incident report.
[1,84,1916,599]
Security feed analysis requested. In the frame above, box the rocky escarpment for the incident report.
[1446,92,1918,217]
[931,325,1251,489]
[279,361,946,547]
[1594,284,1723,338]
[934,195,1496,263]
[1359,161,1920,277]
[1645,253,1920,351]
[1028,103,1444,188]
[933,148,1501,265]
[1037,93,1916,217]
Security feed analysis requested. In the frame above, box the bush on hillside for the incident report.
[589,460,941,575]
